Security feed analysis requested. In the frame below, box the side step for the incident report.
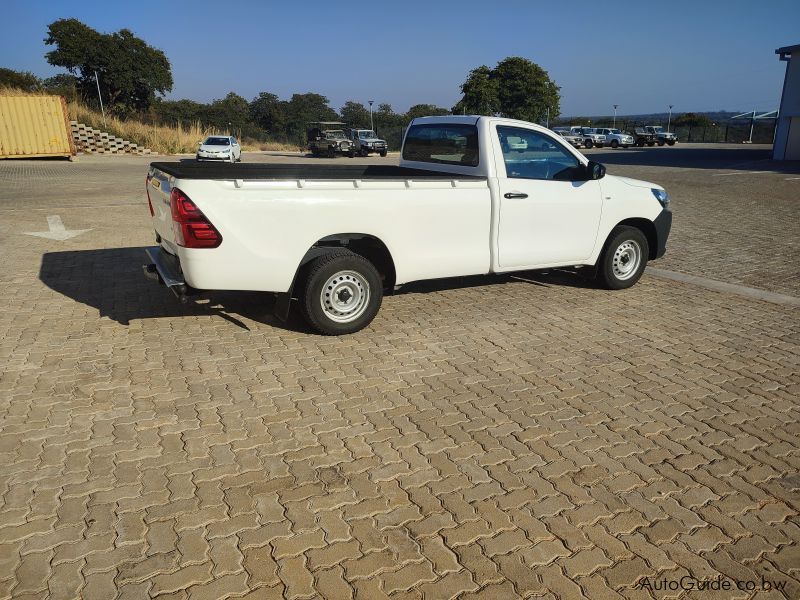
[143,246,192,303]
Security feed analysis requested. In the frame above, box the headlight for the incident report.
[652,188,670,208]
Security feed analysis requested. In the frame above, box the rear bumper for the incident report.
[653,209,672,259]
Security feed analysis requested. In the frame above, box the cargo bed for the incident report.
[149,162,487,181]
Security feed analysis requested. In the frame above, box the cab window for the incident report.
[402,124,479,166]
[497,126,582,181]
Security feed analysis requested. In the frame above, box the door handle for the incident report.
[504,192,528,199]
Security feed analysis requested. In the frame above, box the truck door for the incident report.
[494,125,603,268]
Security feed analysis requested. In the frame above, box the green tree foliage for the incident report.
[42,74,79,102]
[453,57,560,122]
[250,92,287,137]
[405,103,450,120]
[0,67,41,91]
[44,18,173,114]
[283,93,339,142]
[672,112,712,127]
[452,65,497,115]
[340,101,371,128]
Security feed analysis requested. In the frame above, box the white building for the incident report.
[774,44,800,160]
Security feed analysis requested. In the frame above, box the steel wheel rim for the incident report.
[320,270,370,323]
[612,240,642,280]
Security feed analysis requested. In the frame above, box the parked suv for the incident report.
[569,127,606,149]
[347,129,388,157]
[645,126,678,146]
[632,128,657,147]
[308,122,356,158]
[552,128,584,148]
[594,128,635,149]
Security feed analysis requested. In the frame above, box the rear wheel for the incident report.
[300,250,383,335]
[657,140,665,146]
[596,226,649,290]
[584,139,593,149]
[667,140,676,146]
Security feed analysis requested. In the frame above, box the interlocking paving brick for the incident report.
[1,151,799,600]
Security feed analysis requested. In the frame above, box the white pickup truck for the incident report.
[145,116,672,334]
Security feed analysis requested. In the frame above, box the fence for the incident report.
[555,117,777,144]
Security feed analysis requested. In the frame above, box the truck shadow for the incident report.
[39,248,594,331]
[38,247,309,332]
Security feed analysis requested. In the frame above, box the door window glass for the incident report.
[497,126,582,181]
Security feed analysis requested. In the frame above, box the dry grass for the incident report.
[1,86,301,155]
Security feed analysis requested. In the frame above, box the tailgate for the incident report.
[146,166,176,249]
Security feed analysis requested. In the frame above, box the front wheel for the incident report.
[300,250,383,335]
[610,140,619,148]
[657,140,665,146]
[596,226,649,290]
[379,150,387,157]
[584,140,593,149]
[667,140,676,146]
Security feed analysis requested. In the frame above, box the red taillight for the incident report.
[146,175,155,217]
[170,188,222,248]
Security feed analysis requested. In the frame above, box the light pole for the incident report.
[368,100,374,131]
[613,104,618,128]
[667,105,673,132]
[94,71,106,127]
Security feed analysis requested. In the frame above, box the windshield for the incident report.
[358,130,377,139]
[609,129,621,134]
[204,137,230,146]
[651,126,664,133]
[326,130,346,139]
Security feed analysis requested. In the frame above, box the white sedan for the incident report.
[196,136,241,162]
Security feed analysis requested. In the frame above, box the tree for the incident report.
[0,68,41,91]
[340,101,370,127]
[44,18,173,114]
[405,104,450,120]
[42,74,79,101]
[249,92,286,136]
[283,93,338,142]
[453,57,560,123]
[672,112,712,128]
[207,92,250,132]
[452,65,497,115]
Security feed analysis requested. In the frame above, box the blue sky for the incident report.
[2,0,798,116]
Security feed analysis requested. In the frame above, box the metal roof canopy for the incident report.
[307,121,347,125]
[776,44,800,61]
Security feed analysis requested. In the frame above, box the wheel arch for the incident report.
[613,218,658,260]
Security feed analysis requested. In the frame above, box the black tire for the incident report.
[379,150,387,157]
[636,140,645,147]
[622,144,629,148]
[300,250,383,335]
[584,139,593,149]
[348,150,355,158]
[648,142,655,147]
[327,148,336,158]
[596,144,604,148]
[610,140,619,148]
[667,140,676,146]
[596,226,649,290]
[657,140,665,146]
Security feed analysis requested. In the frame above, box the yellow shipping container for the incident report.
[0,95,75,159]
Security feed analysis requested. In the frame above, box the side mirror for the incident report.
[585,160,606,180]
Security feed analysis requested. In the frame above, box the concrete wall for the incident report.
[774,53,800,160]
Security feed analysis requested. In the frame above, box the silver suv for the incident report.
[347,129,388,157]
[594,128,635,149]
[569,127,606,149]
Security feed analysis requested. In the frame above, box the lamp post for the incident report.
[667,105,673,132]
[94,71,106,127]
[613,104,618,128]
[368,100,374,131]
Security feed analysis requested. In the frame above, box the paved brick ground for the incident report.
[0,147,798,599]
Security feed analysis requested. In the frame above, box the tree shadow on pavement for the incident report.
[38,247,309,332]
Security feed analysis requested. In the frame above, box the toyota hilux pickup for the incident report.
[144,116,672,335]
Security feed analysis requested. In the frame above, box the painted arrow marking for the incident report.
[24,215,92,241]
